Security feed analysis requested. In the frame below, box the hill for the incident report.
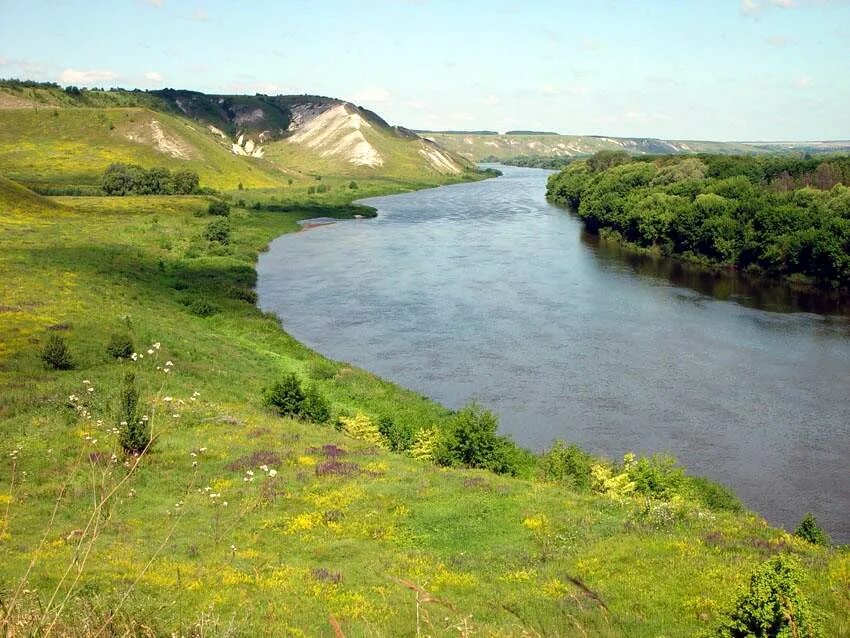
[421,131,850,162]
[0,81,475,188]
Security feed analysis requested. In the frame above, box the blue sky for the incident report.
[1,0,848,140]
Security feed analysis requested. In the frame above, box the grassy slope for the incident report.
[0,107,287,190]
[424,133,766,161]
[0,177,848,636]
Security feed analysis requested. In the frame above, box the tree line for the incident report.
[101,163,201,196]
[547,151,850,289]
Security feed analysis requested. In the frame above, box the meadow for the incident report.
[0,169,847,636]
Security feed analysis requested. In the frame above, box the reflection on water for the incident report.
[584,232,850,317]
[257,165,850,542]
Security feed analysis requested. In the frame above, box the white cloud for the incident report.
[793,75,813,88]
[59,68,117,85]
[482,95,501,106]
[192,8,209,22]
[144,71,163,82]
[0,57,7,66]
[144,0,164,7]
[350,87,392,103]
[765,35,791,46]
[227,81,291,94]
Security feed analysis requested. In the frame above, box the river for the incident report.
[257,165,850,542]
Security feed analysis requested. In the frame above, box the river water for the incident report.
[257,165,850,542]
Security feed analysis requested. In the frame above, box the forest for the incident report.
[547,151,850,288]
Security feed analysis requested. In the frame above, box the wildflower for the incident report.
[163,396,173,402]
[222,501,228,507]
[153,342,161,350]
[190,452,197,457]
[131,353,138,361]
[199,447,207,452]
[268,469,277,478]
[260,465,268,472]
[165,360,174,367]
[86,387,94,393]
[192,461,198,467]
[246,470,254,476]
[141,415,149,421]
[82,380,90,385]
[147,349,154,355]
[172,413,180,418]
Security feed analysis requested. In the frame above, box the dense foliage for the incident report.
[717,554,820,637]
[39,333,74,370]
[795,513,830,546]
[101,163,200,196]
[547,153,850,288]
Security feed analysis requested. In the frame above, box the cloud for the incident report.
[0,57,7,66]
[191,8,208,21]
[482,95,501,106]
[793,75,813,88]
[349,87,392,103]
[226,81,291,94]
[144,71,163,82]
[59,68,118,85]
[143,0,164,7]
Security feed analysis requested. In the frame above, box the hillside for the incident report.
[421,131,850,162]
[0,82,474,186]
[0,171,848,635]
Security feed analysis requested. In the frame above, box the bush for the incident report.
[119,372,149,455]
[794,513,829,546]
[626,454,685,499]
[440,403,527,476]
[378,416,415,452]
[106,333,134,359]
[716,554,820,638]
[207,200,231,216]
[187,298,219,317]
[338,412,384,447]
[40,333,74,370]
[686,476,742,512]
[302,384,330,423]
[204,217,231,243]
[264,373,306,418]
[100,163,199,196]
[539,441,593,490]
[348,181,358,190]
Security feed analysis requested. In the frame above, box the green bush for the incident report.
[686,476,742,512]
[264,373,306,418]
[204,217,231,243]
[539,441,593,490]
[626,454,684,499]
[348,181,358,190]
[794,513,829,546]
[439,403,529,476]
[106,333,134,359]
[302,384,330,423]
[378,416,415,452]
[716,554,820,638]
[119,372,149,455]
[207,200,231,216]
[40,333,74,370]
[187,298,219,317]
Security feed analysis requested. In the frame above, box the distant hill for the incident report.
[504,130,560,135]
[0,80,474,189]
[423,131,850,162]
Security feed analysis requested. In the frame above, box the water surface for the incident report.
[257,166,850,541]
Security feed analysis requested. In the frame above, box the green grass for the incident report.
[1,175,848,636]
[0,107,288,191]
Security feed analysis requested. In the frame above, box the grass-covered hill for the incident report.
[0,160,848,635]
[421,131,850,162]
[0,80,474,188]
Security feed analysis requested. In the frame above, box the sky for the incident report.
[1,0,849,141]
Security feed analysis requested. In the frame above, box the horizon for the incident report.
[1,0,849,140]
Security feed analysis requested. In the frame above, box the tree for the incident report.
[40,333,74,370]
[264,373,306,418]
[119,372,149,455]
[794,513,829,546]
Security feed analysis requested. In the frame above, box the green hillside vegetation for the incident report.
[547,151,850,289]
[0,107,287,192]
[424,131,850,162]
[1,165,849,636]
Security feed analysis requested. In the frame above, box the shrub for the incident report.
[409,427,441,462]
[119,372,149,455]
[207,200,231,216]
[187,298,219,317]
[307,358,337,381]
[439,403,526,475]
[204,217,231,243]
[378,416,415,452]
[40,333,74,370]
[338,412,384,447]
[539,440,593,490]
[794,513,829,546]
[626,454,685,499]
[686,476,742,512]
[106,333,134,359]
[348,181,358,190]
[716,554,820,638]
[264,373,306,418]
[302,384,330,423]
